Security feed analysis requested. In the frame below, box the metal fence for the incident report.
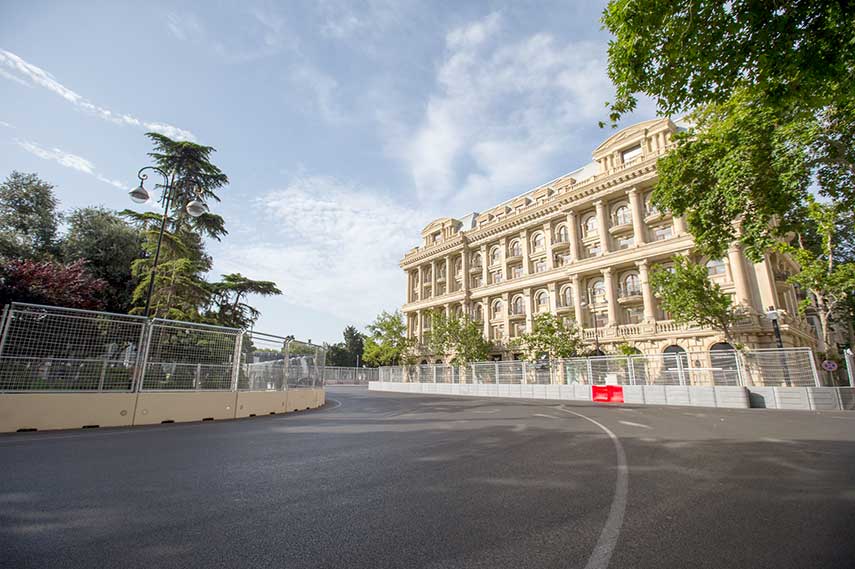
[0,303,325,392]
[322,366,379,385]
[378,348,821,388]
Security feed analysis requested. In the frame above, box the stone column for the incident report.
[502,292,510,342]
[627,187,647,245]
[520,230,530,275]
[430,261,437,298]
[445,256,451,294]
[523,288,533,332]
[461,247,470,294]
[637,259,656,322]
[415,309,422,342]
[567,210,580,262]
[480,244,488,287]
[727,243,753,309]
[544,221,554,269]
[753,255,778,312]
[547,282,558,314]
[594,200,611,254]
[603,267,618,326]
[571,275,585,327]
[499,237,508,281]
[482,298,490,339]
[673,214,687,236]
[417,265,423,301]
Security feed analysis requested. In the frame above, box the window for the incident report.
[437,265,445,279]
[555,225,569,243]
[490,246,501,266]
[625,306,643,324]
[592,312,608,328]
[473,304,483,321]
[621,144,642,163]
[644,193,659,216]
[554,254,566,268]
[492,300,503,319]
[583,215,598,237]
[534,260,547,273]
[587,243,602,257]
[509,240,521,257]
[590,279,606,303]
[472,275,483,288]
[562,287,573,307]
[536,291,549,312]
[623,274,641,295]
[454,259,462,276]
[491,271,503,284]
[614,205,631,226]
[616,236,634,250]
[491,324,504,340]
[653,225,673,241]
[512,296,524,315]
[532,232,545,252]
[472,253,482,267]
[511,322,526,338]
[431,232,441,243]
[706,259,726,276]
[511,265,524,279]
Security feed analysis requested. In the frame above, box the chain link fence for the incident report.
[0,303,325,392]
[377,347,821,388]
[323,366,379,385]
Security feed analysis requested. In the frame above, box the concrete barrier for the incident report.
[0,393,137,432]
[0,388,326,433]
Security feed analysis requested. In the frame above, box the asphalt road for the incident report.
[1,387,854,569]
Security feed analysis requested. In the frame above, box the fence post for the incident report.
[135,320,154,393]
[675,353,686,386]
[734,350,746,387]
[586,358,593,385]
[230,331,244,391]
[98,356,108,392]
[807,351,821,387]
[283,340,291,391]
[0,304,10,360]
[628,356,636,386]
[845,349,855,387]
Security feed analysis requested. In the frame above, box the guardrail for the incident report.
[0,303,326,393]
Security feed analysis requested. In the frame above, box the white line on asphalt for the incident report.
[322,398,343,411]
[618,420,652,430]
[533,413,559,420]
[558,406,628,569]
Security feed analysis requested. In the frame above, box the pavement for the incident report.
[1,386,854,569]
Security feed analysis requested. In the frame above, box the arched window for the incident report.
[664,345,686,355]
[492,299,503,319]
[583,215,598,236]
[509,240,521,257]
[454,258,462,275]
[624,273,640,294]
[472,252,482,267]
[423,266,431,279]
[473,304,483,321]
[536,291,549,312]
[532,232,545,251]
[644,192,659,215]
[555,224,569,243]
[562,286,573,307]
[614,205,631,226]
[590,279,606,303]
[490,246,501,266]
[512,296,524,315]
[706,259,726,276]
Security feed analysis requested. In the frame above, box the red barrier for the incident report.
[592,385,624,403]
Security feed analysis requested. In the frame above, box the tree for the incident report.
[324,326,366,367]
[62,207,143,313]
[786,199,855,356]
[0,171,60,259]
[650,256,743,344]
[513,313,584,362]
[425,310,492,365]
[0,259,107,309]
[602,1,855,259]
[362,310,414,367]
[207,273,282,329]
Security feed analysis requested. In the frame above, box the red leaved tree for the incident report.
[0,259,107,310]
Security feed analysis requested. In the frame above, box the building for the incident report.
[399,118,820,362]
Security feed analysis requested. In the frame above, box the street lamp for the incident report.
[766,306,792,386]
[128,166,209,318]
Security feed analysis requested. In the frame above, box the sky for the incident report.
[0,1,654,344]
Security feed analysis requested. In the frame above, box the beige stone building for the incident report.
[400,118,819,362]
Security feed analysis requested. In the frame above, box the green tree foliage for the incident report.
[426,310,492,365]
[785,199,855,355]
[650,256,743,344]
[362,310,414,367]
[206,273,282,329]
[602,0,855,259]
[0,171,60,259]
[513,313,584,361]
[62,207,143,312]
[326,325,366,367]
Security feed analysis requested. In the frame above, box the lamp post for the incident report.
[129,166,208,318]
[766,306,791,386]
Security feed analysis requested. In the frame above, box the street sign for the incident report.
[821,360,839,372]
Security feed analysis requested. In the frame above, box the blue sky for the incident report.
[0,1,653,344]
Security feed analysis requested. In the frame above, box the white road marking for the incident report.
[533,413,559,420]
[618,420,652,430]
[322,398,343,411]
[472,409,500,414]
[558,406,628,569]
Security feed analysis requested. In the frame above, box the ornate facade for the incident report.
[400,118,818,361]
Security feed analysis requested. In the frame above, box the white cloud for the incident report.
[215,175,434,323]
[398,14,614,211]
[16,140,127,190]
[0,120,13,128]
[0,49,196,141]
[287,64,344,123]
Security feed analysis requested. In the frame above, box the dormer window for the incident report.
[621,144,642,163]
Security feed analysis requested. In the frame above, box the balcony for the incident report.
[469,265,483,274]
[617,286,643,304]
[551,239,569,250]
[506,252,522,262]
[556,304,573,313]
[509,310,526,320]
[644,208,670,224]
[608,221,633,235]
